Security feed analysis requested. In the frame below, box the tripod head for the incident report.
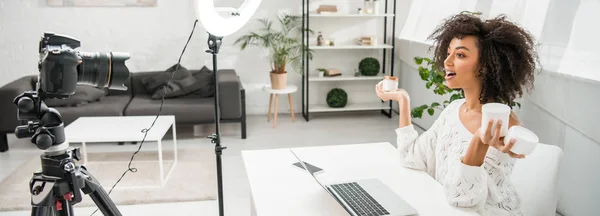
[13,89,70,152]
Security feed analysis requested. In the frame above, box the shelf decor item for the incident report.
[373,0,380,14]
[235,14,313,90]
[317,32,324,46]
[317,5,338,14]
[326,88,348,108]
[358,57,380,76]
[363,0,373,14]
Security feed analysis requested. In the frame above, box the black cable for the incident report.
[90,19,199,216]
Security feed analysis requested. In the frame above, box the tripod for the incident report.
[13,90,122,216]
[205,33,227,216]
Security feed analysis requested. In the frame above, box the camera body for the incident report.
[38,32,130,99]
[12,32,131,150]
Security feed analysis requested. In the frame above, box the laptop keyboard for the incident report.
[330,182,390,216]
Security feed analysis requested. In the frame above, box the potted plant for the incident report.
[234,14,314,89]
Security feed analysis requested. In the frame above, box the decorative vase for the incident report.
[270,71,287,89]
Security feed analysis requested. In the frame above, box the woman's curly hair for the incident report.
[428,13,540,105]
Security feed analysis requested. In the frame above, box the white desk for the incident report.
[242,142,480,216]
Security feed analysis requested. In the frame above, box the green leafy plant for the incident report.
[411,56,521,118]
[234,14,314,74]
[358,57,381,76]
[326,88,348,108]
[410,57,463,118]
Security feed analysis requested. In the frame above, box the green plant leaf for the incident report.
[431,102,440,108]
[418,67,428,80]
[511,101,521,109]
[411,109,420,118]
[414,57,423,65]
[235,13,311,75]
[450,93,463,102]
[423,57,431,63]
[411,104,429,119]
[425,82,433,89]
[427,108,435,116]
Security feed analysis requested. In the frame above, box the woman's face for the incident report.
[443,36,481,89]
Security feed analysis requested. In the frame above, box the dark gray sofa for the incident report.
[0,68,246,152]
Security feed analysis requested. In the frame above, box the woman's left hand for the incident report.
[477,119,525,159]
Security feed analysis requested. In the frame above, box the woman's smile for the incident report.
[445,69,457,80]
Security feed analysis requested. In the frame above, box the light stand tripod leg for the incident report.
[206,33,226,216]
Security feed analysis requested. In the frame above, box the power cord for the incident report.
[90,19,199,216]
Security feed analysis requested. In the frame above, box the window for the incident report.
[398,0,600,82]
[555,0,600,81]
[399,0,478,44]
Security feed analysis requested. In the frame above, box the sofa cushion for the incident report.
[151,70,204,100]
[189,66,216,98]
[140,64,190,94]
[56,95,131,126]
[44,86,107,107]
[124,96,215,124]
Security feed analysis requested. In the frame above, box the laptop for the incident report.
[290,149,419,216]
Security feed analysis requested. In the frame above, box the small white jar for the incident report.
[382,76,398,92]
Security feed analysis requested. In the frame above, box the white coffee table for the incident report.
[64,115,177,187]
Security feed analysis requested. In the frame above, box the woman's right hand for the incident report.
[375,81,410,102]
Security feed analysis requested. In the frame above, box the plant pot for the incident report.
[270,71,287,89]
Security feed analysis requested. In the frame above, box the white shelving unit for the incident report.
[301,0,398,121]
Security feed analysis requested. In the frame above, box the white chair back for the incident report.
[511,143,563,216]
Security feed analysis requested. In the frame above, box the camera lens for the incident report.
[78,52,130,90]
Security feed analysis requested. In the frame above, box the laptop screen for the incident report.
[289,149,333,194]
[289,149,356,215]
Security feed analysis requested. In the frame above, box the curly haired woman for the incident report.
[376,13,539,215]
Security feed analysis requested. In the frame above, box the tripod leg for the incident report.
[56,199,74,216]
[88,186,121,216]
[31,207,53,216]
[79,167,122,216]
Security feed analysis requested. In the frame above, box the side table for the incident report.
[263,85,297,128]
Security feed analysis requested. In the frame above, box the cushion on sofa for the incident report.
[140,64,190,94]
[43,86,107,107]
[189,66,216,98]
[151,70,204,100]
[124,96,216,124]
